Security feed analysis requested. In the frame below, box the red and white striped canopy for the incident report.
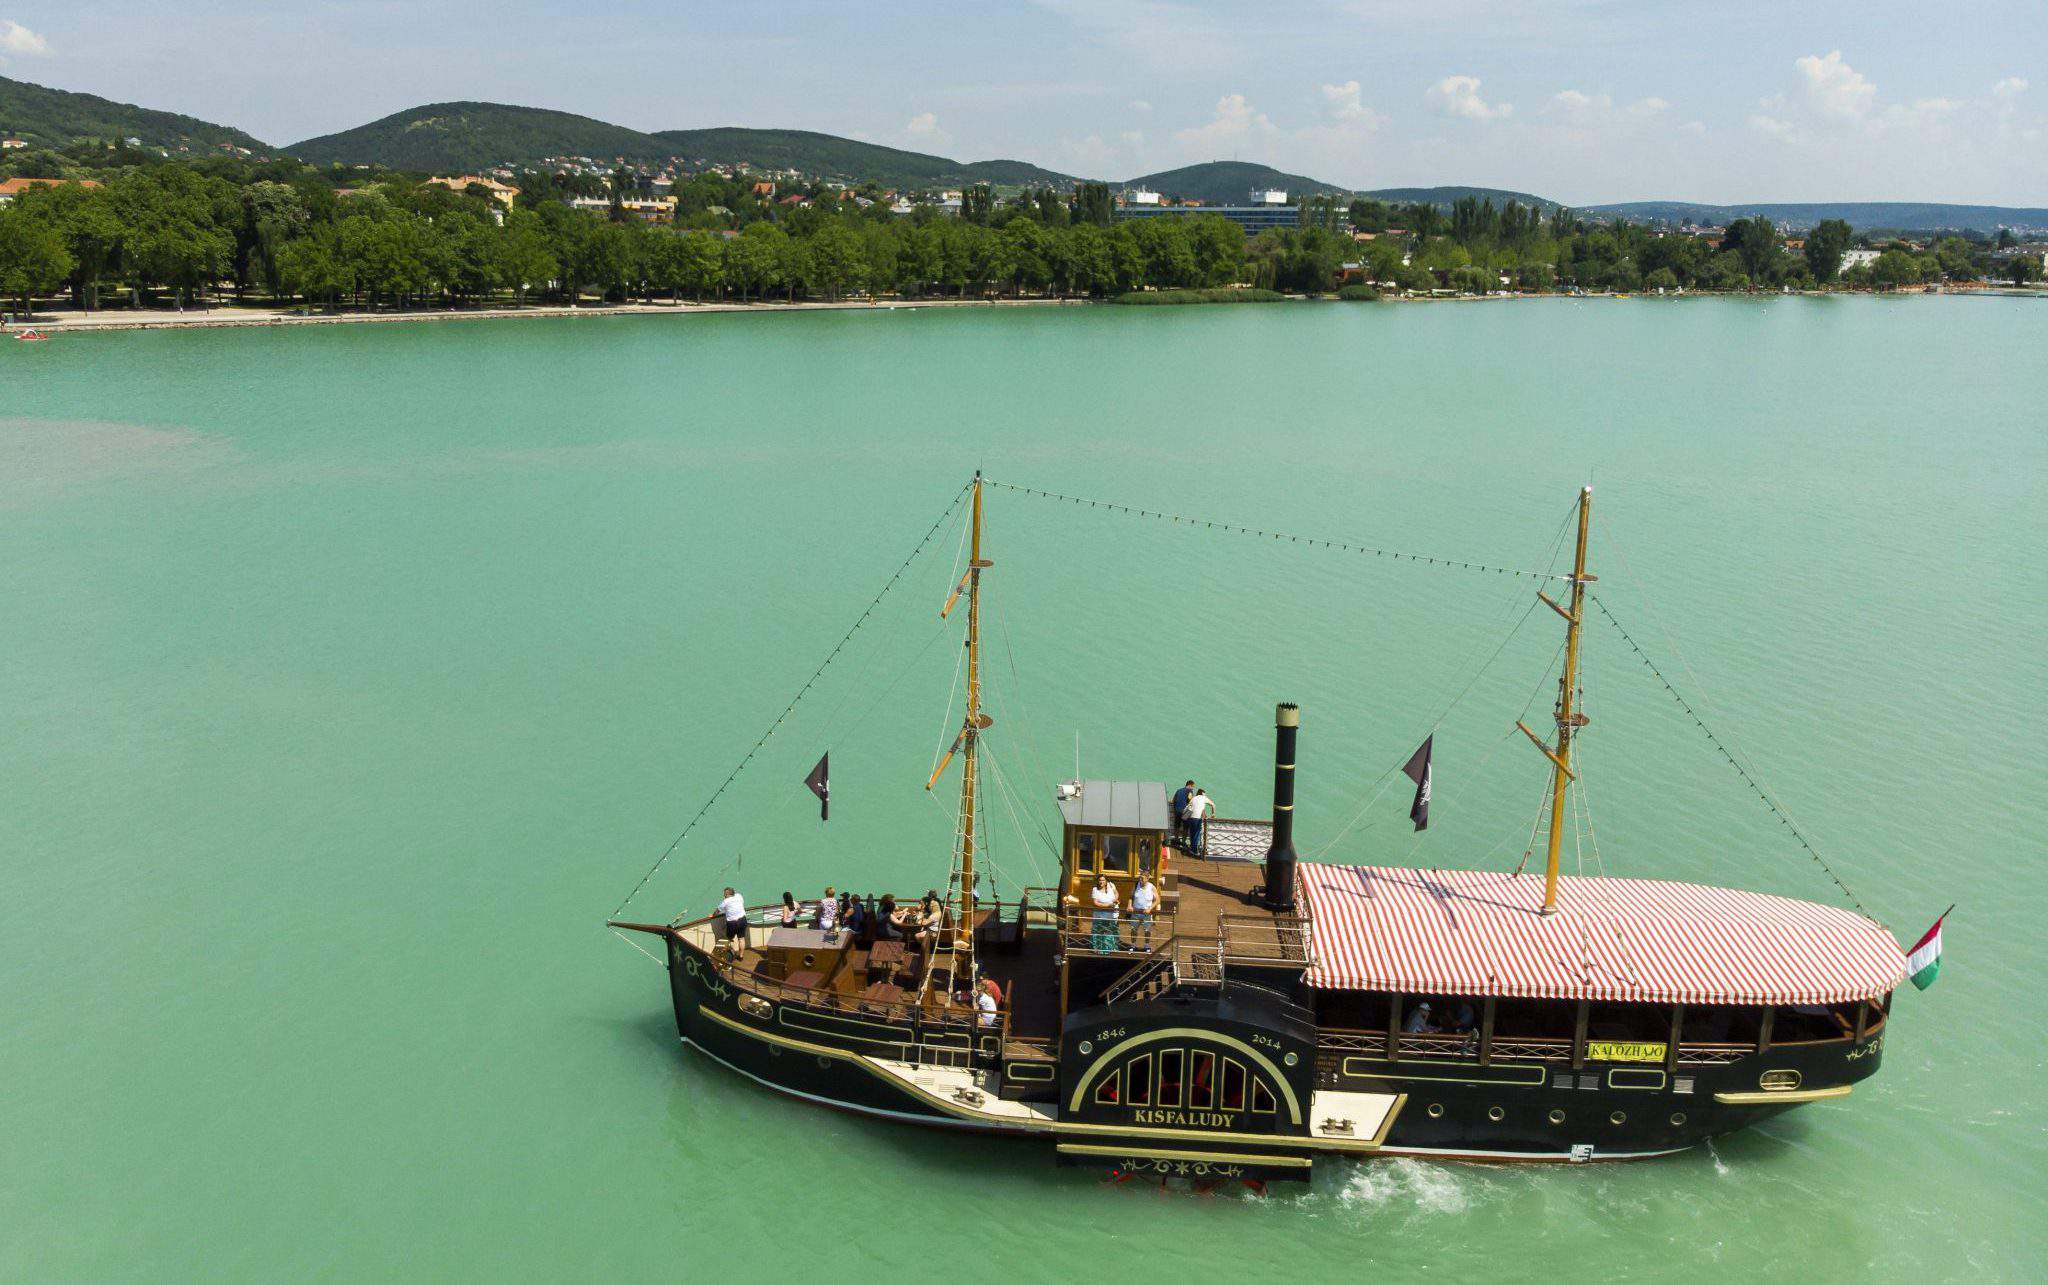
[1298,863,1905,1006]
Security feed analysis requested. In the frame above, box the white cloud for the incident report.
[0,19,50,58]
[904,111,949,146]
[1427,74,1511,122]
[1544,90,1669,128]
[1173,92,1278,153]
[1129,99,1153,114]
[1992,77,2028,103]
[1320,79,1385,128]
[1793,50,1876,120]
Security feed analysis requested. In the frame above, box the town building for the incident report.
[427,175,521,210]
[1,137,28,151]
[0,176,102,204]
[1115,203,1299,234]
[1840,249,1882,271]
[1127,188,1162,206]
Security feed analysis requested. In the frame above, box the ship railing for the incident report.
[1674,1043,1750,1066]
[1218,914,1312,967]
[1060,906,1176,958]
[706,951,1007,1045]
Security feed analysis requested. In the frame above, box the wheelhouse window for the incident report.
[1137,836,1156,876]
[1094,1068,1122,1106]
[1156,1049,1185,1106]
[1103,834,1132,874]
[1221,1059,1246,1112]
[1125,1054,1152,1107]
[1189,1051,1216,1110]
[1250,1079,1277,1114]
[1075,832,1097,871]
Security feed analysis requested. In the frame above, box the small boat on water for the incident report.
[13,328,49,342]
[611,476,1924,1182]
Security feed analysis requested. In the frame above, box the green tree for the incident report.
[2008,254,2043,287]
[1803,218,1852,284]
[0,206,75,316]
[497,209,558,304]
[805,221,866,300]
[725,221,785,301]
[16,181,121,311]
[275,231,343,306]
[959,184,994,226]
[1071,182,1114,228]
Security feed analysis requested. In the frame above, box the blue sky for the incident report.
[6,1,2044,204]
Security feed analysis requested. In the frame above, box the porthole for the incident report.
[1669,1112,1688,1127]
[1548,1108,1566,1125]
[1284,1052,1299,1067]
[1487,1106,1505,1122]
[1759,1069,1802,1092]
[1426,1102,1445,1119]
[1610,1110,1627,1125]
[1078,1041,1093,1055]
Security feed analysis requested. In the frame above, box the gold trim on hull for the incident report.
[1712,1085,1853,1106]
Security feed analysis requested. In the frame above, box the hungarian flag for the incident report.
[803,753,829,821]
[1906,910,1948,991]
[1402,736,1433,832]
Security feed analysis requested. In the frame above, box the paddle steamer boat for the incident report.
[612,477,1909,1182]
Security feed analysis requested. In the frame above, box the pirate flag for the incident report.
[803,753,830,821]
[1402,736,1433,832]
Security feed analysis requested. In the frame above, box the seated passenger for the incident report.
[915,890,944,948]
[879,894,904,938]
[814,885,838,932]
[779,891,799,929]
[1403,1001,1437,1034]
[976,978,1001,1028]
[843,895,869,939]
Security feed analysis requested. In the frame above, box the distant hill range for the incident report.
[0,74,269,153]
[287,103,1071,187]
[1586,199,2048,234]
[652,127,1071,189]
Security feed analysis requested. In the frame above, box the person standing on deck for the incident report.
[1184,788,1214,855]
[1171,780,1195,850]
[1130,872,1159,948]
[1090,875,1120,953]
[717,887,749,952]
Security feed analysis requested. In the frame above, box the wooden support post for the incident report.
[1757,1006,1775,1054]
[1386,993,1401,1062]
[1479,996,1497,1066]
[1666,1004,1685,1073]
[1853,1001,1869,1044]
[1571,1000,1590,1069]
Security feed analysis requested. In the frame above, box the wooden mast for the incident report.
[1543,486,1594,913]
[1517,484,1594,915]
[958,472,987,977]
[929,474,992,987]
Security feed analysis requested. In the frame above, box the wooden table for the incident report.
[784,970,825,992]
[868,940,907,966]
[861,981,905,1004]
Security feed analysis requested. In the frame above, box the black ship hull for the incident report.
[657,932,1885,1174]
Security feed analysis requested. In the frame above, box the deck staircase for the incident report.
[1101,935,1227,1006]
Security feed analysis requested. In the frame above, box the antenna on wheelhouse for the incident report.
[1517,485,1595,915]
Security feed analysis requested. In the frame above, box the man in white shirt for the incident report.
[1130,873,1159,947]
[1184,788,1214,855]
[716,887,749,952]
[975,982,1000,1028]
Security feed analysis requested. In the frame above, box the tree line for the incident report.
[0,153,2035,317]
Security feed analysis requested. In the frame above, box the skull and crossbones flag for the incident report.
[1402,736,1433,832]
[804,753,830,821]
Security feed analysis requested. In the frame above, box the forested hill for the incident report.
[654,127,1073,188]
[1364,185,1560,211]
[286,102,676,170]
[1587,200,2048,233]
[1127,161,1346,204]
[0,75,269,152]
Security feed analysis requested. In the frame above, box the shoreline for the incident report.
[6,285,2035,338]
[4,295,1095,335]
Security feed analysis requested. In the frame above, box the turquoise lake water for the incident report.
[3,298,2043,1280]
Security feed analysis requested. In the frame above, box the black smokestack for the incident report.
[1264,702,1299,911]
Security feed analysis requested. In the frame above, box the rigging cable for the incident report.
[1588,593,1872,919]
[608,482,971,931]
[984,479,1576,581]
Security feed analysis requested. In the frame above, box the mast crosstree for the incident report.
[1518,485,1594,915]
